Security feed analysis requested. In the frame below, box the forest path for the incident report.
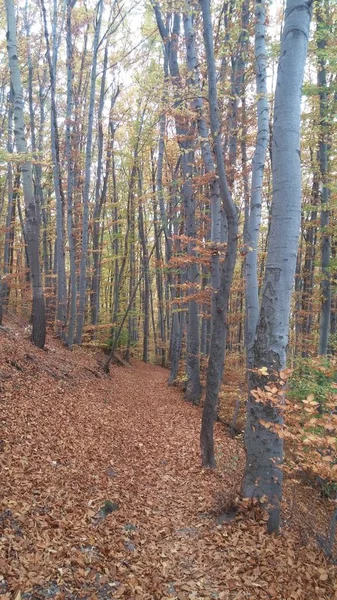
[1,324,335,600]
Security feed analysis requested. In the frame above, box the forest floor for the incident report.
[1,317,337,600]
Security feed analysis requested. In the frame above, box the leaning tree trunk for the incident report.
[199,0,239,468]
[243,0,312,534]
[244,0,269,366]
[5,0,46,348]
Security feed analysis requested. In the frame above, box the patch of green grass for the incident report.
[288,356,336,410]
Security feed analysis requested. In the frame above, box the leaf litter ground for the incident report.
[1,321,336,599]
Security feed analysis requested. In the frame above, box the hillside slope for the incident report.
[1,319,336,599]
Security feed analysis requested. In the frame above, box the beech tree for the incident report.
[199,0,238,468]
[243,0,313,534]
[244,0,269,367]
[5,0,46,348]
[317,1,332,355]
[152,4,203,404]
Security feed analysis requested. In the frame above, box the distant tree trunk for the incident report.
[151,149,166,366]
[168,188,184,385]
[138,169,150,362]
[156,52,175,373]
[65,0,77,348]
[125,166,137,362]
[5,0,46,347]
[76,0,103,344]
[183,4,221,292]
[227,0,249,190]
[90,41,112,330]
[301,169,318,352]
[244,0,269,366]
[41,0,67,338]
[0,91,15,323]
[317,3,331,355]
[110,142,125,350]
[199,0,239,468]
[243,0,312,534]
[153,5,202,404]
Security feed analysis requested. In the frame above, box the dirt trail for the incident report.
[1,324,336,599]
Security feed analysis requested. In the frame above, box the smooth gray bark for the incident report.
[156,51,176,374]
[0,91,15,321]
[227,0,249,190]
[138,170,150,363]
[243,0,312,533]
[244,0,269,365]
[301,168,318,351]
[41,0,67,338]
[65,0,77,348]
[153,5,202,404]
[183,5,221,289]
[151,149,166,366]
[5,0,46,348]
[90,40,118,331]
[199,0,239,468]
[317,4,331,355]
[76,0,103,344]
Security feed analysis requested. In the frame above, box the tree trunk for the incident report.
[0,90,15,322]
[151,149,166,366]
[76,0,103,344]
[153,5,202,404]
[317,3,331,355]
[41,0,67,338]
[5,0,46,348]
[65,0,77,349]
[199,0,239,468]
[243,0,312,534]
[138,169,150,362]
[244,0,269,366]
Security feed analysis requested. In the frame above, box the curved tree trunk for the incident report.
[243,0,312,534]
[244,0,269,366]
[199,0,239,468]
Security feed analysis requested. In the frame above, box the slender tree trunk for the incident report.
[199,0,239,468]
[243,0,312,534]
[301,172,318,353]
[125,166,137,363]
[317,3,331,355]
[76,0,103,344]
[0,90,15,322]
[153,5,202,404]
[244,0,269,366]
[138,169,150,362]
[65,0,77,348]
[5,0,46,348]
[151,149,166,366]
[41,0,67,337]
[90,38,111,326]
[227,0,249,190]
